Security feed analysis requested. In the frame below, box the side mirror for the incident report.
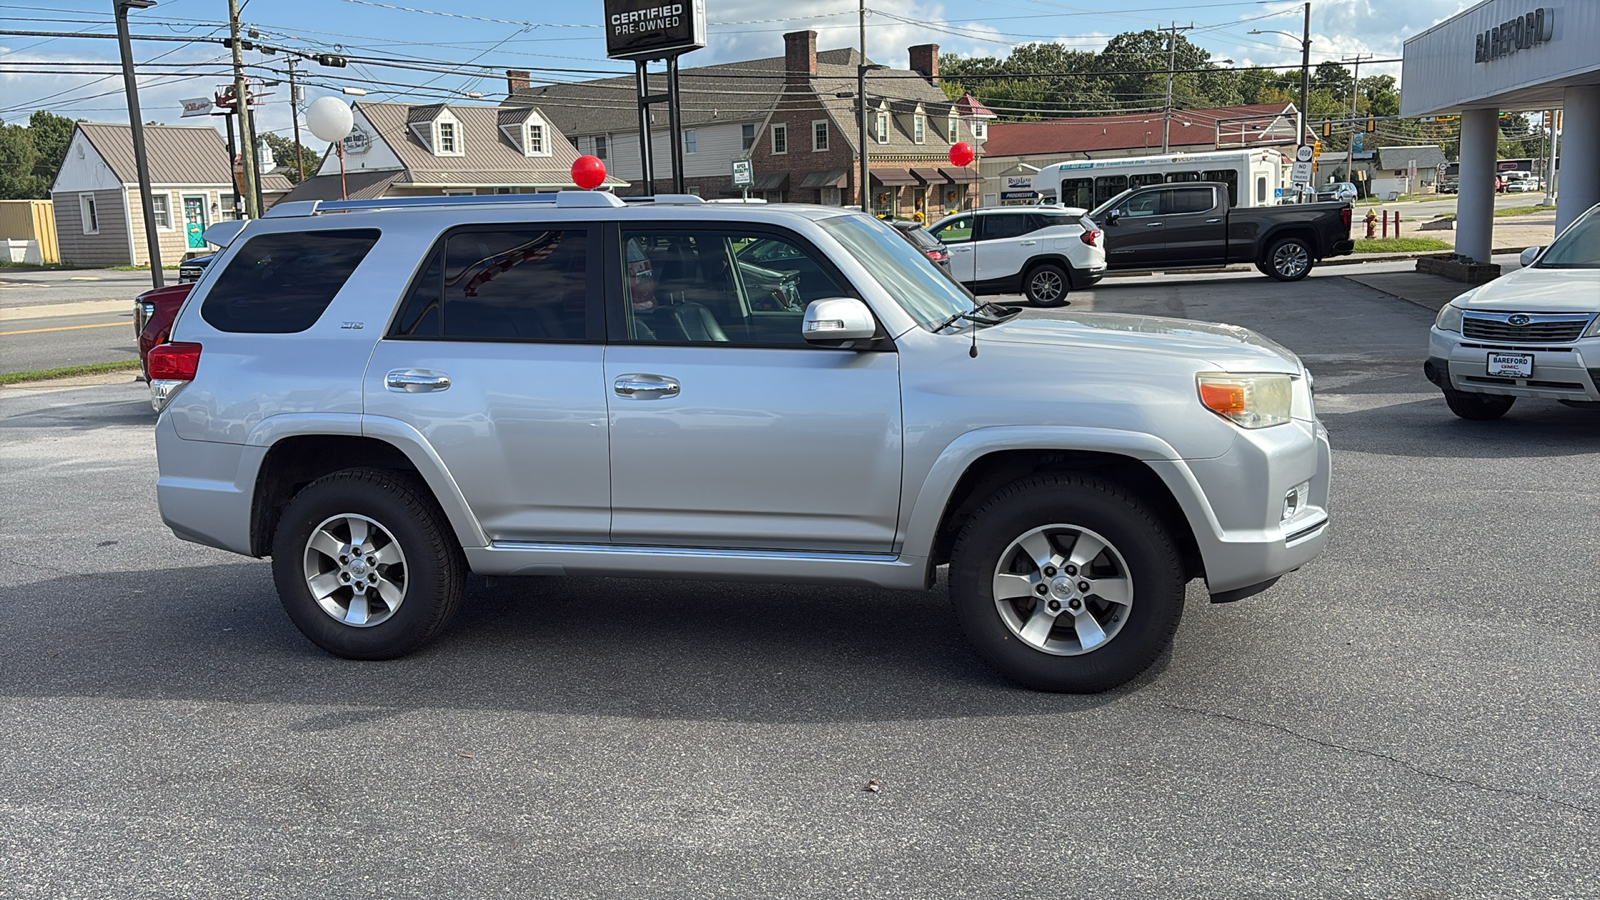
[803,297,879,344]
[1519,246,1542,268]
[1106,210,1121,226]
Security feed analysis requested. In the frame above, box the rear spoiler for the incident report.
[201,220,248,248]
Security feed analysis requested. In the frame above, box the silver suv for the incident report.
[151,192,1330,693]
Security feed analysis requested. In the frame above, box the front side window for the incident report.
[822,216,972,330]
[391,228,592,341]
[979,213,1034,241]
[813,120,829,152]
[929,214,973,245]
[1536,207,1600,269]
[1122,191,1165,218]
[617,229,851,346]
[772,124,788,155]
[202,229,380,333]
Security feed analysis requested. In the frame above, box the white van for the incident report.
[1034,149,1291,210]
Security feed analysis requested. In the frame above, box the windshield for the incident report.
[1089,188,1135,219]
[821,215,974,329]
[1535,207,1600,269]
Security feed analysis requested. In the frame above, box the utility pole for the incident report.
[288,57,304,181]
[1299,2,1311,164]
[1543,109,1559,206]
[858,0,868,213]
[1160,22,1194,153]
[227,0,259,218]
[114,0,162,288]
[1342,53,1370,183]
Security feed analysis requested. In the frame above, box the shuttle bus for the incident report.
[1034,148,1292,210]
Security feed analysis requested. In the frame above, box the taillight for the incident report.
[147,342,201,381]
[928,249,949,261]
[1080,229,1101,246]
[1341,207,1352,230]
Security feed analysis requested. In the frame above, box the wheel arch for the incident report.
[249,426,487,557]
[1257,225,1321,261]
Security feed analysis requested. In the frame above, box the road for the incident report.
[0,269,153,375]
[1,264,1595,898]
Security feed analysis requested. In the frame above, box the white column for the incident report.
[1454,108,1498,264]
[1555,85,1600,234]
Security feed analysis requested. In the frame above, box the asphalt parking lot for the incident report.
[1,267,1595,898]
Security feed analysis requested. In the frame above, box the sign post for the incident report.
[604,0,706,196]
[731,158,752,201]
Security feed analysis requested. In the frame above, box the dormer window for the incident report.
[875,112,888,144]
[913,114,925,144]
[426,109,464,157]
[438,121,456,153]
[973,119,987,140]
[948,114,958,140]
[527,123,544,154]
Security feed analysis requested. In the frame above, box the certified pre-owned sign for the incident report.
[604,0,706,60]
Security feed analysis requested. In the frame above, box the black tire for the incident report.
[1254,260,1273,277]
[948,473,1186,693]
[271,467,466,660]
[1264,237,1314,282]
[1443,388,1515,420]
[1023,262,1071,307]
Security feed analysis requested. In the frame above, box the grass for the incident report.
[0,360,141,386]
[1429,204,1557,223]
[1355,194,1435,205]
[1352,237,1452,253]
[0,261,177,270]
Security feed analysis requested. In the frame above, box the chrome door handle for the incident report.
[385,369,451,392]
[1020,240,1037,246]
[1205,217,1222,223]
[953,246,972,252]
[614,374,680,399]
[1144,222,1164,227]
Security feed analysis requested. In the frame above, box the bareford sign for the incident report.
[1475,7,1555,63]
[604,0,706,60]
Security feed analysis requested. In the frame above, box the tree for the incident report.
[0,126,49,199]
[26,111,76,189]
[260,131,318,183]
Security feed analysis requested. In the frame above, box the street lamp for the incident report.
[1250,1,1312,158]
[114,0,163,288]
[856,63,888,213]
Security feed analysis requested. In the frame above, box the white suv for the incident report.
[151,191,1328,693]
[1425,202,1600,419]
[928,207,1105,306]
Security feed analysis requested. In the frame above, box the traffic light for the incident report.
[1313,140,1323,156]
[1366,116,1375,133]
[1321,121,1332,137]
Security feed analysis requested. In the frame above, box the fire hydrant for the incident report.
[1364,209,1378,239]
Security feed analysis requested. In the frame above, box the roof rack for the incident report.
[262,190,627,218]
[620,194,705,205]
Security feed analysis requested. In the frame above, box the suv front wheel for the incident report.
[1023,262,1071,307]
[271,468,466,659]
[1443,387,1515,420]
[948,473,1185,692]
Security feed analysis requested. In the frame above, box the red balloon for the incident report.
[571,155,606,190]
[948,141,975,167]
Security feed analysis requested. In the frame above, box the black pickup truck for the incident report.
[1089,182,1354,282]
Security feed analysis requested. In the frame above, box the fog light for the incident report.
[1282,480,1311,521]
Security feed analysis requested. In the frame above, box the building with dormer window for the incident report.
[279,100,625,203]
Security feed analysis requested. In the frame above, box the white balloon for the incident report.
[306,96,354,143]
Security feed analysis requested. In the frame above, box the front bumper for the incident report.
[1427,330,1600,402]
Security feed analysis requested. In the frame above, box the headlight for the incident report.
[1584,316,1600,338]
[1196,373,1293,428]
[1435,304,1464,333]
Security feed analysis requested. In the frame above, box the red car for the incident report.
[134,282,192,378]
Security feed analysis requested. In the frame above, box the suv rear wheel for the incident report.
[1023,263,1071,307]
[271,468,465,659]
[948,473,1185,692]
[1443,387,1515,420]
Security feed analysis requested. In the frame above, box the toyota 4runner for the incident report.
[151,192,1331,693]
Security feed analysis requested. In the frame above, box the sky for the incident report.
[1,0,1478,146]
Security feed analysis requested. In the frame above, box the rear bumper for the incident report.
[1329,239,1355,258]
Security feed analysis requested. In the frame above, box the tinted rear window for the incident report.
[201,229,380,333]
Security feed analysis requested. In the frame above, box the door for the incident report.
[972,211,1040,283]
[1099,188,1169,269]
[928,214,976,282]
[1158,186,1228,266]
[182,195,208,250]
[605,225,903,552]
[363,225,613,543]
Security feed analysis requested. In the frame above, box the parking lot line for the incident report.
[0,321,126,336]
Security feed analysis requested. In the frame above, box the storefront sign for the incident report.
[604,0,706,60]
[1474,7,1554,62]
[1000,174,1037,201]
[342,124,371,155]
